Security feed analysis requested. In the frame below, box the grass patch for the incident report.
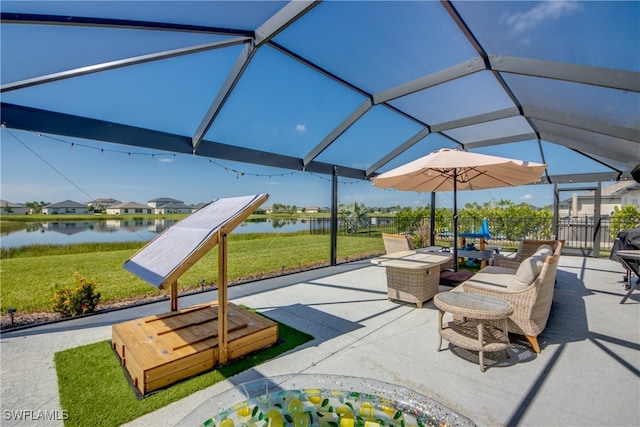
[1,241,146,259]
[55,317,313,427]
[1,234,384,313]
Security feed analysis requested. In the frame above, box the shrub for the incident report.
[51,272,101,317]
[609,205,640,239]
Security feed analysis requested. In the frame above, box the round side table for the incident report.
[434,292,513,372]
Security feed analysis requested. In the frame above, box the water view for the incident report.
[0,218,311,248]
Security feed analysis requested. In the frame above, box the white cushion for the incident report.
[511,255,545,290]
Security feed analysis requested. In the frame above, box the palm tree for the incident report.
[339,202,370,234]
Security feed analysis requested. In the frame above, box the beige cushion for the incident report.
[463,267,517,292]
[533,244,553,258]
[511,255,546,290]
[478,266,517,275]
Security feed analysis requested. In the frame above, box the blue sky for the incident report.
[1,1,637,209]
[1,127,554,208]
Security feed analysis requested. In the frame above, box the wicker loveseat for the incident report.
[453,240,563,353]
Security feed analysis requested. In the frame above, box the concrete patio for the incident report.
[1,255,638,426]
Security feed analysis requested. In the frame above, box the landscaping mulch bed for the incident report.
[0,294,169,330]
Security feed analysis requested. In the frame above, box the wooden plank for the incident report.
[185,336,219,353]
[114,321,159,368]
[228,333,278,360]
[228,327,278,360]
[144,302,216,322]
[123,350,146,394]
[170,281,178,311]
[173,321,247,351]
[228,324,277,348]
[146,359,215,394]
[218,229,228,364]
[111,325,128,359]
[146,348,216,382]
[156,313,219,336]
[112,302,278,396]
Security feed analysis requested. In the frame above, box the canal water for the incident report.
[0,218,311,248]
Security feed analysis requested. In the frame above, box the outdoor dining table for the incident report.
[613,249,640,304]
[371,250,453,308]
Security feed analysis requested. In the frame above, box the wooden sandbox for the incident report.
[112,194,277,396]
[112,302,278,396]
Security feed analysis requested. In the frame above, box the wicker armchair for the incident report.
[460,243,562,354]
[382,233,455,271]
[382,233,414,254]
[492,239,564,269]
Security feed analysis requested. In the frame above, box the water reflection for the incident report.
[18,219,176,236]
[1,218,310,247]
[243,217,306,229]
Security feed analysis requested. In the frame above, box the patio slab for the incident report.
[1,256,638,426]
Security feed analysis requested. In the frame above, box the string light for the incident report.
[4,129,366,184]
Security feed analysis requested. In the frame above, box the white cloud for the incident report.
[521,194,534,200]
[295,124,307,132]
[503,1,582,33]
[158,157,174,163]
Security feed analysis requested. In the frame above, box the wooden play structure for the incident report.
[111,194,278,396]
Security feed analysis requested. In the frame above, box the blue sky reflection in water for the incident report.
[1,1,637,210]
[0,219,310,248]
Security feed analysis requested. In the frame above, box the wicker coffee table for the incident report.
[434,292,513,372]
[371,251,453,308]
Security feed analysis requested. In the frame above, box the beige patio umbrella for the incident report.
[372,148,547,270]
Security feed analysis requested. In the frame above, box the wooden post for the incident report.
[170,281,178,311]
[217,229,228,364]
[479,238,487,269]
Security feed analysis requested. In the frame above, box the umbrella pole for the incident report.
[430,192,436,246]
[453,170,458,272]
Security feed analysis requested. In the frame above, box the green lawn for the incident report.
[55,317,313,427]
[1,234,384,313]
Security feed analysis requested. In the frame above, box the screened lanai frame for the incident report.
[2,1,639,260]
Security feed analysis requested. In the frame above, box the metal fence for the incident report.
[309,215,640,256]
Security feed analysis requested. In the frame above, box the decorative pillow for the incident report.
[533,244,554,258]
[509,255,546,291]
